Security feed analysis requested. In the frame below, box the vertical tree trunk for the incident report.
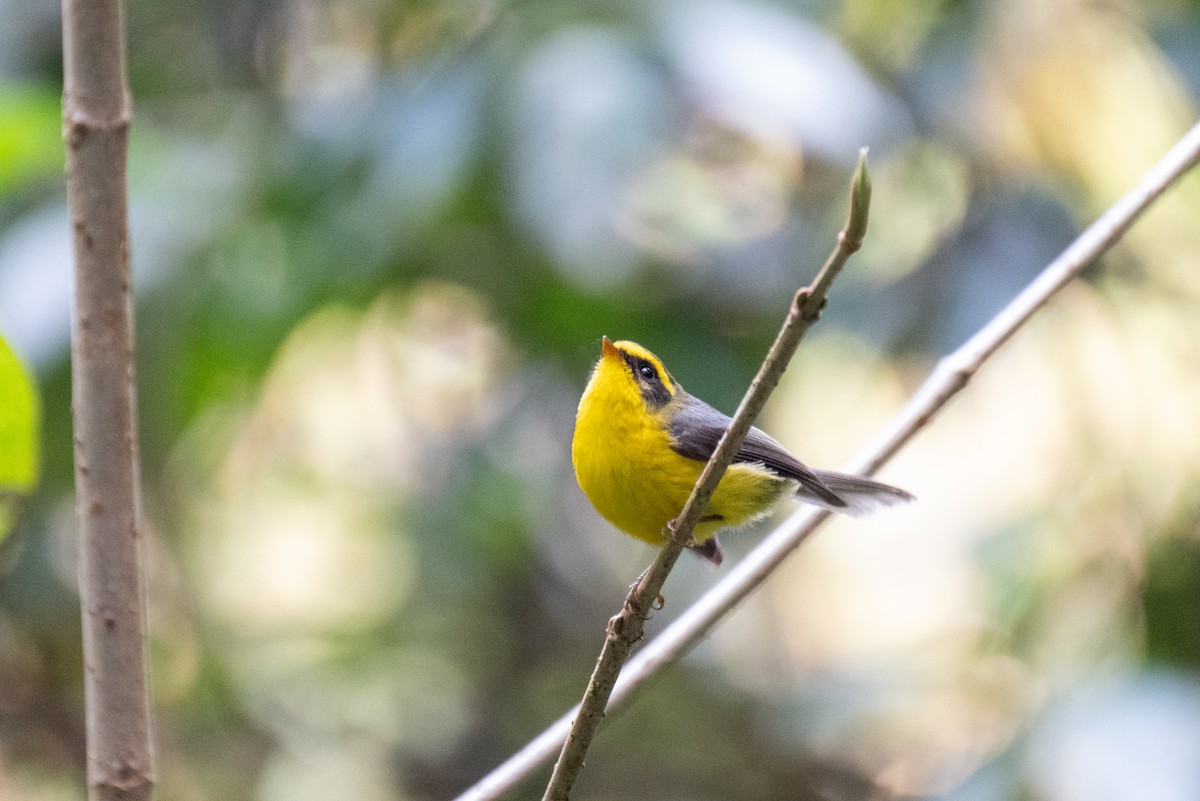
[62,0,154,797]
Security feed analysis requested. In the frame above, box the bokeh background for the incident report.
[2,0,1200,798]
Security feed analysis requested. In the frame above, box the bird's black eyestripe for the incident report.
[620,352,672,409]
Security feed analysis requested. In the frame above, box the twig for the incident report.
[454,118,1200,801]
[539,149,873,801]
[63,0,155,797]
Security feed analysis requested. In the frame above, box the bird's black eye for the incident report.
[639,364,656,381]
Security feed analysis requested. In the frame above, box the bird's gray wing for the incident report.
[667,393,846,509]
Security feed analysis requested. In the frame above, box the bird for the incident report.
[571,337,913,565]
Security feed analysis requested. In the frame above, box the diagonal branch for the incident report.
[603,115,1200,738]
[540,149,874,801]
[454,118,1200,801]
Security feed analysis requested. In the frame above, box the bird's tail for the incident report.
[797,470,914,518]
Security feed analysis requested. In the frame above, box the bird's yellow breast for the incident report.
[572,355,789,547]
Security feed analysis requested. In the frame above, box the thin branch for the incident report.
[63,0,154,797]
[540,149,874,801]
[454,119,1200,801]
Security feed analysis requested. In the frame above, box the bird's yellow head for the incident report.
[587,336,679,413]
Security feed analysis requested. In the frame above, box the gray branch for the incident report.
[63,0,154,796]
[455,119,1200,801]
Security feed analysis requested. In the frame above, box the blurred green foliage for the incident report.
[2,0,1200,800]
[0,334,38,542]
[0,85,61,197]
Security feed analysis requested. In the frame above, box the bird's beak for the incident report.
[601,336,619,360]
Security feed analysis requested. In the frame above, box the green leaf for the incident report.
[0,335,39,540]
[0,83,63,195]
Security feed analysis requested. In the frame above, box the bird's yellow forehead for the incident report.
[600,339,676,401]
[610,340,662,367]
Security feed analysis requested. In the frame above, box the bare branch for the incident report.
[539,150,873,801]
[454,120,1200,801]
[63,0,154,796]
[609,116,1200,730]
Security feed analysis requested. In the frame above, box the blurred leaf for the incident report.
[0,335,38,540]
[0,84,62,195]
[1143,522,1200,669]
